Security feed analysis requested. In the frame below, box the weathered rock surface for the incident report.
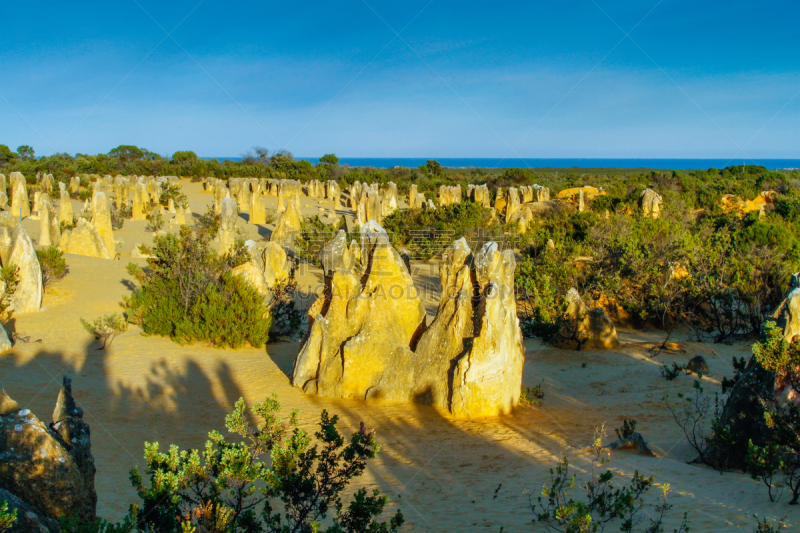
[218,197,238,255]
[0,378,96,524]
[58,191,73,226]
[59,219,110,260]
[450,242,525,418]
[270,198,302,247]
[38,197,59,248]
[0,487,59,533]
[131,180,148,221]
[91,192,115,258]
[639,188,662,218]
[555,289,620,350]
[9,173,30,218]
[262,241,290,287]
[0,215,42,313]
[292,226,525,419]
[686,355,709,375]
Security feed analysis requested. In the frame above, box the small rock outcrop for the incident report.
[0,378,96,525]
[9,173,30,218]
[218,197,238,255]
[555,289,620,350]
[686,355,709,375]
[639,188,662,218]
[262,241,290,287]
[91,192,115,258]
[59,218,111,260]
[0,214,42,313]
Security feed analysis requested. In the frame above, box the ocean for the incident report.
[206,157,800,170]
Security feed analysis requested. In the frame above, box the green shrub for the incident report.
[81,312,128,349]
[36,246,68,290]
[111,204,129,229]
[158,182,188,209]
[660,362,685,381]
[0,500,16,533]
[520,384,545,407]
[197,204,220,237]
[533,427,689,532]
[60,218,77,232]
[0,265,19,319]
[145,210,164,232]
[295,215,342,266]
[124,226,271,348]
[382,202,497,259]
[78,188,92,201]
[615,419,638,440]
[130,395,404,533]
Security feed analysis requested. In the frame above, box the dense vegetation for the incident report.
[124,226,272,348]
[58,396,403,533]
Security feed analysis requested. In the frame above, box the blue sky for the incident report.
[1,0,799,159]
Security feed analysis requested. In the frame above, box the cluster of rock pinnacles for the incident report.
[292,222,525,419]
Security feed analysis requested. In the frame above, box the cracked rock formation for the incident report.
[292,224,524,419]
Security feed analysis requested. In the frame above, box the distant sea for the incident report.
[207,157,800,170]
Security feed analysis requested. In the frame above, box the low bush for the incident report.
[145,210,164,232]
[80,312,128,349]
[111,204,129,229]
[745,323,800,504]
[615,418,637,440]
[0,500,16,533]
[158,182,188,209]
[197,204,220,237]
[520,384,545,406]
[36,246,68,290]
[0,265,18,319]
[382,202,498,259]
[130,395,404,533]
[660,363,685,381]
[124,226,271,348]
[295,215,342,267]
[533,426,689,532]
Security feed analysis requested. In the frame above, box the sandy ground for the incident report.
[1,179,795,532]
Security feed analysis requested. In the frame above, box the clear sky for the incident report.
[1,0,798,159]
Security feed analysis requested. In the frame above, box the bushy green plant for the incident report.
[78,188,92,201]
[0,265,19,319]
[197,204,220,237]
[36,246,68,290]
[159,182,188,209]
[124,227,271,348]
[615,419,637,440]
[59,507,139,533]
[520,384,545,406]
[81,312,128,349]
[745,323,800,504]
[0,500,16,533]
[145,210,164,232]
[295,215,342,267]
[382,202,498,259]
[660,363,685,381]
[111,204,129,229]
[60,217,77,232]
[533,427,689,533]
[130,395,404,533]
